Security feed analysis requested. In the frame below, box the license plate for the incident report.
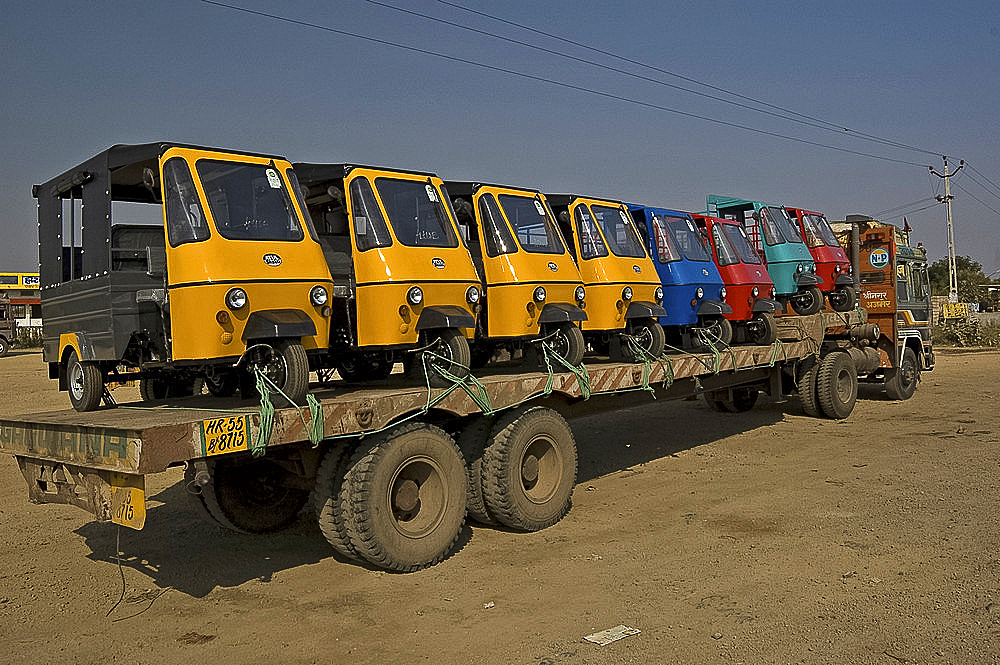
[109,472,146,530]
[200,415,251,456]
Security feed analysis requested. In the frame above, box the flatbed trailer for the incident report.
[2,311,865,571]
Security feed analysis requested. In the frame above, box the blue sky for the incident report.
[3,0,999,273]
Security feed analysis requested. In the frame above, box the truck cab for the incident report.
[0,301,14,356]
[786,206,855,312]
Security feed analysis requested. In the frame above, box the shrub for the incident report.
[933,321,1000,347]
[13,328,43,349]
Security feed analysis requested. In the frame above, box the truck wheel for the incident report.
[482,406,577,531]
[622,318,666,362]
[746,313,777,346]
[699,316,733,347]
[828,285,857,312]
[342,422,467,571]
[546,322,585,367]
[456,416,497,526]
[0,337,8,357]
[193,457,310,533]
[790,286,823,315]
[796,356,822,417]
[67,349,104,412]
[313,443,362,561]
[816,351,857,419]
[416,329,471,388]
[885,347,919,400]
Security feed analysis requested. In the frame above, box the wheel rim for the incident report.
[386,455,447,538]
[69,361,85,401]
[794,290,815,310]
[632,325,654,352]
[900,359,917,389]
[835,368,854,403]
[550,329,571,359]
[250,347,287,390]
[520,434,561,504]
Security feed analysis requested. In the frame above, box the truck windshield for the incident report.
[663,216,710,261]
[197,161,305,242]
[722,223,764,264]
[374,178,459,248]
[763,206,803,245]
[497,194,565,254]
[589,204,647,258]
[804,213,841,247]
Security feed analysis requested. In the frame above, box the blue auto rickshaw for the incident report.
[628,204,733,346]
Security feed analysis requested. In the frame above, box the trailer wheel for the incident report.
[545,322,585,367]
[343,423,467,571]
[0,336,8,357]
[67,350,104,412]
[885,346,919,401]
[194,457,310,533]
[698,316,733,347]
[828,285,857,313]
[790,286,823,315]
[796,356,822,417]
[456,417,497,525]
[312,443,362,561]
[746,313,777,346]
[816,351,857,419]
[415,329,471,388]
[622,318,666,362]
[482,406,577,531]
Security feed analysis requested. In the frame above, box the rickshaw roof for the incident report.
[626,203,692,219]
[443,181,544,198]
[544,193,626,208]
[293,162,440,185]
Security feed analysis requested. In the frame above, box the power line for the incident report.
[430,0,944,158]
[953,181,1000,217]
[873,197,938,217]
[965,164,1000,200]
[198,0,931,168]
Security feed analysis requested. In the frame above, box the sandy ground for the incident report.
[1,348,999,664]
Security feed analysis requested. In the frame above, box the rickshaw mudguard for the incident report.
[696,300,733,316]
[752,298,782,313]
[796,273,822,286]
[538,302,587,324]
[624,301,667,319]
[241,309,317,341]
[835,274,855,286]
[414,305,476,331]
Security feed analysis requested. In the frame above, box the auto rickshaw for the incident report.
[293,163,480,385]
[627,204,734,347]
[705,195,822,315]
[34,143,334,411]
[446,181,587,367]
[545,194,666,360]
[785,206,856,312]
[690,213,781,345]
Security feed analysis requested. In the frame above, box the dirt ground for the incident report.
[2,348,1000,665]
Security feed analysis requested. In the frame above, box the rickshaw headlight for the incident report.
[407,286,424,306]
[310,285,329,306]
[575,285,586,302]
[695,287,704,299]
[466,286,481,304]
[720,287,727,300]
[622,286,633,300]
[654,286,664,301]
[225,288,247,310]
[751,286,760,298]
[834,264,842,274]
[533,286,546,303]
[770,286,777,298]
[796,263,803,274]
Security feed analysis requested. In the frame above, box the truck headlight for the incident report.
[654,286,664,301]
[751,286,759,297]
[720,287,727,300]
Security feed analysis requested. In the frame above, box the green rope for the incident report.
[622,335,675,396]
[249,367,326,457]
[419,350,495,414]
[538,337,591,399]
[767,339,786,367]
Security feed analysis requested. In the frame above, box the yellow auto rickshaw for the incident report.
[34,143,334,411]
[545,194,667,360]
[293,163,480,386]
[447,181,587,367]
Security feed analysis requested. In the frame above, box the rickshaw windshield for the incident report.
[765,206,803,244]
[497,194,565,255]
[374,178,459,248]
[196,160,305,241]
[798,212,826,248]
[285,168,318,241]
[665,216,711,261]
[590,204,646,258]
[164,157,210,246]
[723,223,763,264]
[711,224,740,266]
[573,206,609,259]
[758,207,786,245]
[808,214,841,247]
[650,214,682,262]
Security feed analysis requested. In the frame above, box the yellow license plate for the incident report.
[109,472,146,530]
[201,415,251,456]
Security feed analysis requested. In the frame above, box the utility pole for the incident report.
[930,157,964,303]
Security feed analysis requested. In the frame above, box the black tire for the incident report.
[415,329,472,389]
[746,312,777,346]
[796,355,822,417]
[140,375,202,400]
[545,322,585,367]
[816,351,857,419]
[246,341,310,406]
[885,346,919,401]
[482,406,577,531]
[622,318,666,362]
[469,344,494,369]
[66,349,104,412]
[456,417,497,526]
[0,337,8,357]
[342,422,467,571]
[790,286,823,315]
[312,443,362,561]
[205,370,240,397]
[698,316,733,347]
[828,284,857,313]
[193,456,310,533]
[139,377,167,401]
[701,386,759,413]
[336,353,393,382]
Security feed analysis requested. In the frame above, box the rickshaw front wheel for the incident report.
[544,323,585,367]
[417,329,471,388]
[244,341,310,406]
[66,349,103,412]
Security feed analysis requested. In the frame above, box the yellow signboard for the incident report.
[941,302,970,320]
[200,414,251,456]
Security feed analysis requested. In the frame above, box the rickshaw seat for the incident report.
[110,224,166,273]
[318,234,354,280]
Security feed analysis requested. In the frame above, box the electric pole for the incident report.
[930,157,964,302]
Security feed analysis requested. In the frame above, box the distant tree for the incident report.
[928,255,998,303]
